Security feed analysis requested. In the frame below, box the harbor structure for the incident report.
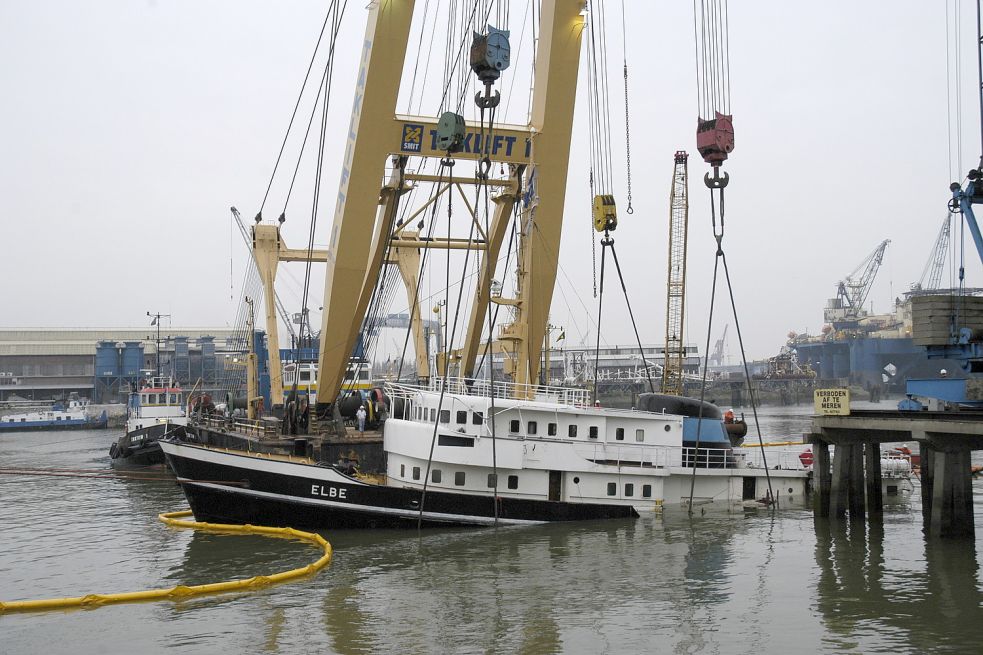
[0,327,240,402]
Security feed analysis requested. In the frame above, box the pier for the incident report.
[811,410,983,538]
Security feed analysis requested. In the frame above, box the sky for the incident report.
[2,1,982,362]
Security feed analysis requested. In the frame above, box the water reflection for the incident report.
[814,517,983,652]
[306,513,743,654]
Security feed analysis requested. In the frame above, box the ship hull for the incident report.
[110,422,184,468]
[161,441,638,529]
[793,337,966,391]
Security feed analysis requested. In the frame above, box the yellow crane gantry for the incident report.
[308,0,586,413]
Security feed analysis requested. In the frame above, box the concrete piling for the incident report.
[813,411,983,540]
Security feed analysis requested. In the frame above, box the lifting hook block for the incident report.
[475,89,501,109]
[704,167,729,190]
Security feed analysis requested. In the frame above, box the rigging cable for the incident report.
[417,164,483,530]
[396,170,447,381]
[620,0,634,214]
[258,4,338,215]
[474,78,502,523]
[419,1,508,526]
[688,0,774,512]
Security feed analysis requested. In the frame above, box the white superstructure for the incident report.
[125,376,187,434]
[383,378,811,509]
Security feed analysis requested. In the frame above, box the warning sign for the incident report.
[814,388,850,415]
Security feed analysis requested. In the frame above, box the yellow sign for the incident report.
[814,388,850,415]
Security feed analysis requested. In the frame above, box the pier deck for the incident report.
[811,410,983,538]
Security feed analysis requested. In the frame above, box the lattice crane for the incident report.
[917,215,952,291]
[662,151,689,395]
[824,239,890,327]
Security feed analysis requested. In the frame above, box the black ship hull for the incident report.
[161,441,638,530]
[110,422,185,468]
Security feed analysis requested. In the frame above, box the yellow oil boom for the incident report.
[662,151,689,395]
[0,510,332,614]
[314,0,587,410]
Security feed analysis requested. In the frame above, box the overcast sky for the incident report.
[2,1,981,361]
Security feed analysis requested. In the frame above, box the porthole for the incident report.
[573,476,580,484]
[664,425,671,432]
[788,487,793,494]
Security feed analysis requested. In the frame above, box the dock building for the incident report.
[0,327,241,402]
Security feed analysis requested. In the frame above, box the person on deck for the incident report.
[356,405,367,434]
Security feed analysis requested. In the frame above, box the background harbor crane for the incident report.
[662,151,690,395]
[823,239,890,329]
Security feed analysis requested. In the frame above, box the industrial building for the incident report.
[0,328,242,402]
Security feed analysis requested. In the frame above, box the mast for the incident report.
[147,311,170,378]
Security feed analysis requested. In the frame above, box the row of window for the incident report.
[412,408,668,443]
[397,463,654,500]
[507,420,659,441]
[143,393,179,405]
[400,464,519,490]
[414,407,485,426]
[607,482,653,498]
[508,419,599,438]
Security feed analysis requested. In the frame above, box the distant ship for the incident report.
[791,292,970,392]
[787,235,973,392]
[0,397,107,431]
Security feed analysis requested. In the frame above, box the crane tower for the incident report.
[663,151,689,395]
[823,239,890,329]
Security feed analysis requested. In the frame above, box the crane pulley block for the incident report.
[435,111,466,153]
[592,194,618,233]
[470,26,511,83]
[696,112,735,167]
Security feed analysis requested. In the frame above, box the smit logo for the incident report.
[401,124,423,152]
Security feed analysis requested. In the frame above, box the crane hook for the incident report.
[704,167,729,190]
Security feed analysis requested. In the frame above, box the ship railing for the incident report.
[386,377,590,406]
[588,444,773,470]
[735,446,811,471]
[879,450,914,479]
[604,445,811,471]
[194,414,281,438]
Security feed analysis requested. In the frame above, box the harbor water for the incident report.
[2,405,983,654]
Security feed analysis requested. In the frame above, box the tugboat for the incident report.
[109,376,186,467]
[0,396,107,432]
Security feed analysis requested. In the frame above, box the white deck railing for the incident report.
[386,377,590,407]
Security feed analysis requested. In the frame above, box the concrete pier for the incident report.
[812,410,983,539]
